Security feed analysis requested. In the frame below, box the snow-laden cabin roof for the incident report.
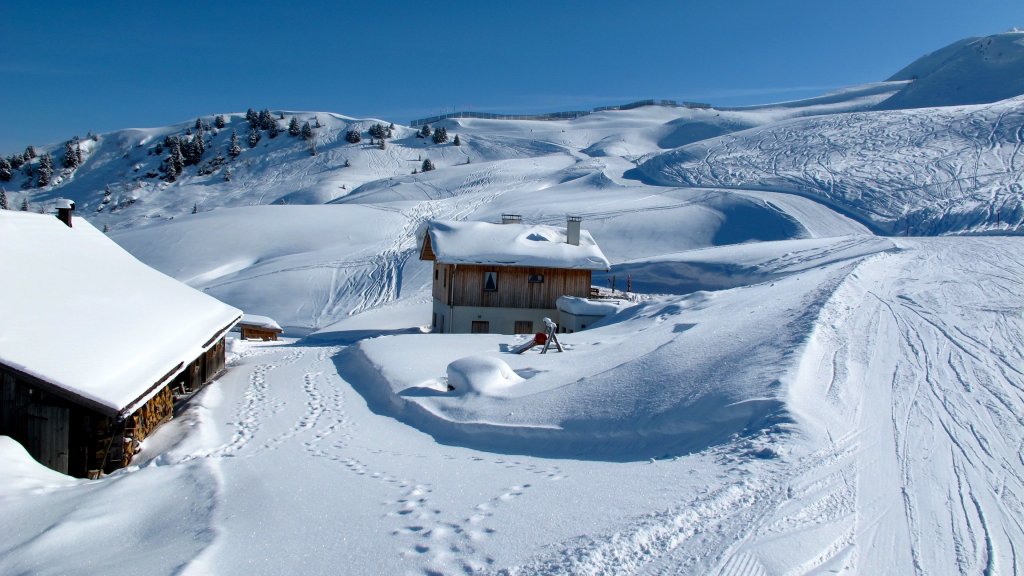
[419,220,610,270]
[0,211,241,418]
[238,314,283,332]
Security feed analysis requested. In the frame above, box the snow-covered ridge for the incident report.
[882,30,1024,109]
[634,95,1024,235]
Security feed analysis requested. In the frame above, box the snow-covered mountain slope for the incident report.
[6,75,922,236]
[634,95,1024,235]
[882,30,1024,109]
[8,112,567,233]
[110,205,425,333]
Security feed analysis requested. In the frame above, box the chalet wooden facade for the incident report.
[419,216,609,334]
[0,209,241,478]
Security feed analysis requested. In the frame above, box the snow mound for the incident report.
[0,436,79,496]
[446,356,524,396]
[880,31,1024,109]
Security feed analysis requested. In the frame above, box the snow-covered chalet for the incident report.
[0,208,241,477]
[419,215,610,334]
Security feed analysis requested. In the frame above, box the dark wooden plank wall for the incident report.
[240,326,279,341]
[0,336,230,478]
[1,369,91,475]
[448,265,591,309]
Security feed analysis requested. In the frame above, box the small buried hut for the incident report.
[236,314,284,341]
[0,210,241,477]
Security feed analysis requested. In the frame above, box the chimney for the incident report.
[566,215,582,246]
[55,198,75,228]
[501,213,522,225]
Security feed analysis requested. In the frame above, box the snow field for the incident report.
[5,34,1024,574]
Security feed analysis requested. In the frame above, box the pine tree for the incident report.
[229,129,242,158]
[214,115,226,129]
[0,188,8,209]
[344,158,351,167]
[378,139,386,150]
[369,123,385,139]
[288,117,301,136]
[164,138,184,180]
[224,166,232,181]
[245,108,258,127]
[20,197,29,211]
[0,158,11,182]
[432,126,448,144]
[102,224,109,233]
[184,133,205,166]
[8,154,24,170]
[195,118,204,132]
[75,139,83,165]
[63,138,80,169]
[171,138,185,173]
[453,134,461,146]
[303,122,315,141]
[421,158,435,172]
[267,118,280,138]
[258,109,275,131]
[418,124,432,138]
[37,153,53,187]
[248,125,261,148]
[344,129,360,143]
[24,145,36,160]
[192,203,198,214]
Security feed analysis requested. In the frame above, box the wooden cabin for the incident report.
[419,215,610,334]
[0,210,241,478]
[237,314,284,341]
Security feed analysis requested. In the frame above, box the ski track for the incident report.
[648,100,1024,235]
[781,238,1024,575]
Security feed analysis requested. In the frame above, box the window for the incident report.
[514,320,534,334]
[528,274,544,284]
[483,271,498,292]
[471,321,490,334]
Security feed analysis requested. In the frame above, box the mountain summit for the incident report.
[879,30,1024,109]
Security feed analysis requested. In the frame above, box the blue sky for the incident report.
[1,0,1021,155]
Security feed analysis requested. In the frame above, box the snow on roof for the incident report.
[238,314,282,332]
[421,220,610,270]
[0,212,241,417]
